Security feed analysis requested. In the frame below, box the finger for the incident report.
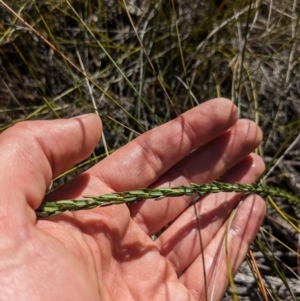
[179,195,266,301]
[129,120,263,235]
[219,152,264,183]
[83,98,238,193]
[0,114,102,221]
[154,153,265,275]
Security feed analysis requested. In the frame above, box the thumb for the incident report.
[0,114,102,222]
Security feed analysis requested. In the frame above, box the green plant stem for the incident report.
[36,181,300,218]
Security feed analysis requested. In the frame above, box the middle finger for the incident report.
[129,119,262,235]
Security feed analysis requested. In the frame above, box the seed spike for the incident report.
[36,181,300,218]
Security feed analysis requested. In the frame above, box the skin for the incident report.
[0,98,265,301]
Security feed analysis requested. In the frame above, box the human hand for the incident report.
[0,98,265,301]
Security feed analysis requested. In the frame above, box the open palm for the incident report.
[0,98,265,301]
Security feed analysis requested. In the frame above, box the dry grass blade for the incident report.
[1,1,300,299]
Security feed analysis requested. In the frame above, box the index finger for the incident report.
[86,98,237,194]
